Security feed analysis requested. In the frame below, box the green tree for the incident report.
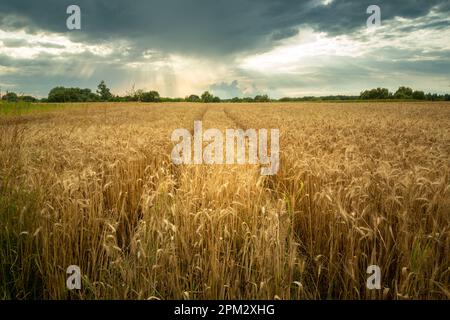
[20,95,37,102]
[97,80,113,101]
[412,90,425,100]
[201,91,214,103]
[140,91,160,102]
[254,94,270,102]
[394,86,413,99]
[186,94,201,102]
[48,87,98,102]
[360,88,390,99]
[1,92,19,102]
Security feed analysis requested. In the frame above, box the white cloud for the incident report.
[239,28,366,74]
[234,11,450,96]
[0,29,113,59]
[0,65,17,74]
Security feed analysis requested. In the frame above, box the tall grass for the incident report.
[0,102,448,299]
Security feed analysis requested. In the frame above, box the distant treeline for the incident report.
[1,81,450,103]
[358,86,450,101]
[281,87,450,101]
[279,95,359,102]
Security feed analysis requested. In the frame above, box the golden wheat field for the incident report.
[0,102,449,300]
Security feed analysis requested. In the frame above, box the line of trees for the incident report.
[279,95,359,102]
[0,91,38,102]
[47,87,99,102]
[359,86,450,101]
[40,82,267,103]
[41,82,162,103]
[2,82,450,103]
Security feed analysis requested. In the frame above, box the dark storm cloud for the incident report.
[271,28,299,41]
[0,0,448,56]
[1,0,449,97]
[0,50,146,95]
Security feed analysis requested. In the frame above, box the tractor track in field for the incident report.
[169,104,209,194]
[223,106,248,129]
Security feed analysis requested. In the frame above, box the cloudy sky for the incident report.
[0,0,449,98]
